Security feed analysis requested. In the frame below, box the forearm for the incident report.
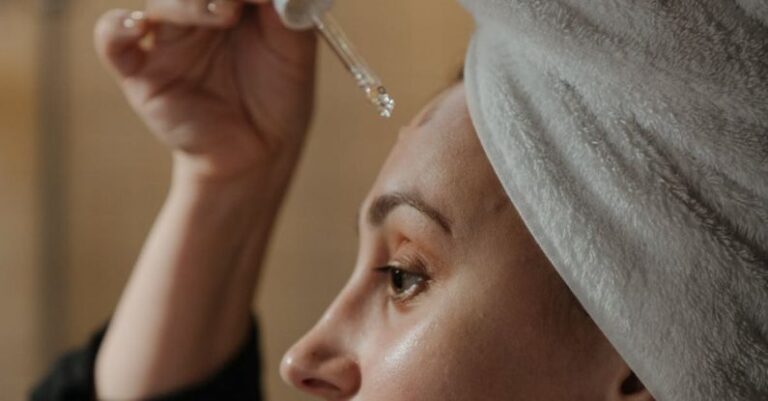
[95,152,299,399]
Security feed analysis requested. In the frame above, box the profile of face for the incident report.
[281,84,649,401]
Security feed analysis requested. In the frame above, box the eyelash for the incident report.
[374,257,431,304]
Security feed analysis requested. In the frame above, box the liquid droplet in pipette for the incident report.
[315,13,395,118]
[371,86,395,118]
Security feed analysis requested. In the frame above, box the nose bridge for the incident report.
[302,266,367,349]
[319,272,367,333]
[280,273,367,398]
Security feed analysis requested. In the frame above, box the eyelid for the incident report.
[374,265,429,304]
[391,253,429,276]
[372,260,427,277]
[374,254,432,305]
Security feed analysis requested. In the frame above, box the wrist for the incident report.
[169,147,301,202]
[153,163,288,288]
[165,155,299,244]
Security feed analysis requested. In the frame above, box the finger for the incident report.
[145,0,243,28]
[94,9,151,78]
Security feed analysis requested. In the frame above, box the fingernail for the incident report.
[130,11,145,21]
[122,11,145,29]
[207,0,219,14]
[206,0,227,14]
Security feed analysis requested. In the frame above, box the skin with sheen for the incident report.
[280,84,649,401]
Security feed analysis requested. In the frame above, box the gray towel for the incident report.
[459,1,768,400]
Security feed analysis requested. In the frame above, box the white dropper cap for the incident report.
[273,0,334,30]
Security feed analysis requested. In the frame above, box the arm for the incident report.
[94,155,297,398]
[91,1,317,398]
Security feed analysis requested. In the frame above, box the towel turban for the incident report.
[458,1,768,399]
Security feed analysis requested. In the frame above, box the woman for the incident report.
[33,0,768,400]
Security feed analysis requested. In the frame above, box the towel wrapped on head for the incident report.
[458,1,768,399]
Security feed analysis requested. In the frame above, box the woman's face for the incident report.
[281,84,627,400]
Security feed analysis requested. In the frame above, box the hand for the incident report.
[94,0,317,183]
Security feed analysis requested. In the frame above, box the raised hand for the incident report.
[94,0,317,182]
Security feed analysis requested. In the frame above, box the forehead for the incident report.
[366,84,512,236]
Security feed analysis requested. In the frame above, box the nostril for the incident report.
[302,378,341,392]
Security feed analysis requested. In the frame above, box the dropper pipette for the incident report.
[273,0,395,118]
[312,13,395,118]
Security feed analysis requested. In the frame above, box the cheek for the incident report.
[355,263,580,401]
[355,284,536,400]
[360,319,453,400]
[359,314,503,401]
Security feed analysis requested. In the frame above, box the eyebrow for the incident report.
[356,192,453,237]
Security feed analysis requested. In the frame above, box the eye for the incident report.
[375,264,430,303]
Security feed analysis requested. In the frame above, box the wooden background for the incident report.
[0,1,473,399]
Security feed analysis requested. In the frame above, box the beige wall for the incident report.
[0,1,473,400]
[0,3,42,400]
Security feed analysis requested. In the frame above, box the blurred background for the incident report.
[0,0,472,399]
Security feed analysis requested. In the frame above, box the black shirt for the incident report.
[30,320,263,401]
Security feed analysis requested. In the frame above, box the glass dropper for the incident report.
[312,13,395,118]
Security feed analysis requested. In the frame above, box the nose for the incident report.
[281,266,368,399]
[280,317,361,400]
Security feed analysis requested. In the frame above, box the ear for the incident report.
[609,365,655,401]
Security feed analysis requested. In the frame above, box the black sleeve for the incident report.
[30,318,264,401]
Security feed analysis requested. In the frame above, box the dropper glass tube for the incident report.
[312,13,395,118]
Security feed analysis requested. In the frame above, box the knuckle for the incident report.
[148,0,239,25]
[204,0,242,25]
[145,0,200,22]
